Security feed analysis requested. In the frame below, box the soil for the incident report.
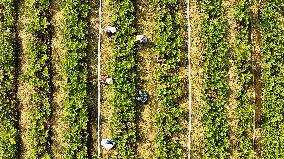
[251,2,264,158]
[189,0,205,158]
[86,0,99,157]
[135,0,159,158]
[49,0,65,157]
[100,0,113,157]
[224,0,240,158]
[178,1,191,158]
[17,0,32,157]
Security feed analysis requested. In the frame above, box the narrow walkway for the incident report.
[97,0,102,156]
[186,0,192,158]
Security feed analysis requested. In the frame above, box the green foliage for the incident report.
[260,0,284,158]
[61,0,90,158]
[234,0,255,158]
[25,0,52,157]
[154,1,183,158]
[200,0,229,158]
[0,0,19,158]
[110,0,137,158]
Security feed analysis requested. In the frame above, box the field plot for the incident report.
[1,0,284,158]
[260,0,284,158]
[190,0,205,158]
[135,0,159,158]
[200,0,230,158]
[60,0,90,157]
[0,0,19,157]
[234,0,254,157]
[108,0,138,158]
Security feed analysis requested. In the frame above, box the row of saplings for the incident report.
[100,26,148,150]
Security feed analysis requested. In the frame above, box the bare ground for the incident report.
[17,0,33,157]
[87,0,99,157]
[100,0,114,157]
[135,0,159,158]
[189,0,205,158]
[251,2,263,158]
[223,0,240,158]
[50,0,65,157]
[178,1,191,158]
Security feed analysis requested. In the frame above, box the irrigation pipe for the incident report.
[186,0,192,158]
[97,0,102,156]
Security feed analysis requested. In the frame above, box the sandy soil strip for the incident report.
[178,1,191,158]
[100,0,113,157]
[223,0,240,158]
[189,0,205,158]
[87,0,99,156]
[250,1,263,158]
[49,0,65,157]
[17,0,32,157]
[135,0,159,158]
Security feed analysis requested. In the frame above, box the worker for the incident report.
[100,75,112,85]
[105,26,117,36]
[101,138,115,150]
[136,35,148,44]
[137,90,148,103]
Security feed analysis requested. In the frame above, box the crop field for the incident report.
[0,0,283,158]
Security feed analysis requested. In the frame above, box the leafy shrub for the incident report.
[235,0,255,157]
[260,0,284,158]
[0,0,19,157]
[109,0,138,158]
[61,0,90,158]
[25,0,52,157]
[154,1,183,158]
[200,0,230,158]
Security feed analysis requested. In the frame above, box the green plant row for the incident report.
[61,0,90,157]
[200,0,229,158]
[260,0,284,158]
[109,0,137,158]
[25,0,52,157]
[0,0,19,158]
[154,0,183,158]
[234,0,255,157]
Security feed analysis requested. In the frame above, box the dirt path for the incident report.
[178,1,190,158]
[189,0,205,158]
[87,0,99,157]
[223,0,240,158]
[49,0,65,157]
[100,0,113,157]
[17,0,32,157]
[135,0,158,158]
[251,1,263,158]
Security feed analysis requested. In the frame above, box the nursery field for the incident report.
[0,0,283,158]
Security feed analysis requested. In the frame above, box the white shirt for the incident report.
[105,26,117,34]
[136,35,147,43]
[105,78,112,84]
[101,139,115,150]
[136,35,144,40]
